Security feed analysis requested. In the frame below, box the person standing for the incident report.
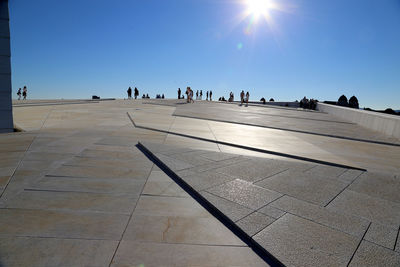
[206,91,209,101]
[200,90,203,100]
[127,87,132,99]
[240,90,245,105]
[17,88,21,100]
[134,87,139,99]
[196,90,199,100]
[245,91,249,106]
[22,86,27,100]
[178,88,181,99]
[209,90,213,101]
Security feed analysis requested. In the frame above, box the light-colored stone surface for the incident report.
[348,240,400,266]
[254,214,359,266]
[1,98,399,265]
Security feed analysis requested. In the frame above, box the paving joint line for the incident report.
[128,114,366,171]
[172,113,400,147]
[347,222,371,267]
[136,142,285,266]
[107,163,155,267]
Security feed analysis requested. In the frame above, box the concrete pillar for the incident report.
[0,0,13,133]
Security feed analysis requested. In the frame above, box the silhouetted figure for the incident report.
[178,88,181,99]
[17,88,21,100]
[134,87,139,99]
[245,91,249,106]
[200,90,203,100]
[142,94,146,99]
[338,95,348,106]
[260,97,266,104]
[228,92,234,102]
[127,87,132,99]
[206,91,209,101]
[240,90,245,105]
[269,98,274,102]
[162,94,165,99]
[146,94,150,99]
[22,86,27,100]
[196,90,199,100]
[349,96,359,109]
[210,90,213,101]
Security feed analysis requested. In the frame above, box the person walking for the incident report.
[240,90,245,105]
[209,90,213,101]
[22,86,27,100]
[200,90,203,100]
[17,88,21,100]
[127,87,132,99]
[245,91,249,106]
[206,91,209,101]
[134,87,139,99]
[178,88,181,99]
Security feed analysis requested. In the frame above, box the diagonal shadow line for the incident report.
[172,114,400,148]
[136,142,285,267]
[126,112,366,171]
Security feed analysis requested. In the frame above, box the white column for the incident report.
[0,0,13,133]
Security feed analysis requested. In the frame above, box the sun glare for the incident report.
[246,0,275,20]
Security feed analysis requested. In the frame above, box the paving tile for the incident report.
[257,204,286,219]
[111,241,267,267]
[214,158,289,182]
[254,213,359,266]
[65,156,152,169]
[337,169,364,184]
[270,195,370,237]
[133,195,211,218]
[349,240,400,266]
[348,171,400,203]
[304,165,348,179]
[123,214,244,245]
[47,164,151,180]
[364,222,398,250]
[236,212,276,236]
[155,153,194,171]
[142,170,188,197]
[176,169,236,191]
[206,179,282,210]
[199,191,253,222]
[78,148,140,159]
[4,190,137,215]
[327,189,400,229]
[199,151,241,162]
[166,150,214,166]
[256,169,348,205]
[0,236,118,267]
[30,176,146,195]
[0,208,129,240]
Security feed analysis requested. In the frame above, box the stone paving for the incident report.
[0,99,399,266]
[140,141,400,266]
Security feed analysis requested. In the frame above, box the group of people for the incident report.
[127,87,139,99]
[240,90,250,106]
[16,86,28,100]
[177,88,213,102]
[299,96,317,110]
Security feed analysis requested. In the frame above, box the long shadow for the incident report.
[127,112,366,171]
[136,142,285,267]
[172,114,400,147]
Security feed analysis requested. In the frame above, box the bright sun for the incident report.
[246,0,275,20]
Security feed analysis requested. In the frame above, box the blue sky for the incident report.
[9,0,400,109]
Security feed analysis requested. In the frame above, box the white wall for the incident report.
[317,103,400,140]
[0,0,13,133]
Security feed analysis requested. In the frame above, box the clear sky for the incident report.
[9,0,400,109]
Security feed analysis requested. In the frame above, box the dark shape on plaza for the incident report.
[269,98,275,102]
[338,95,348,106]
[92,95,100,100]
[348,96,359,109]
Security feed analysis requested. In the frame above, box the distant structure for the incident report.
[348,96,359,109]
[337,95,348,107]
[0,0,13,132]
